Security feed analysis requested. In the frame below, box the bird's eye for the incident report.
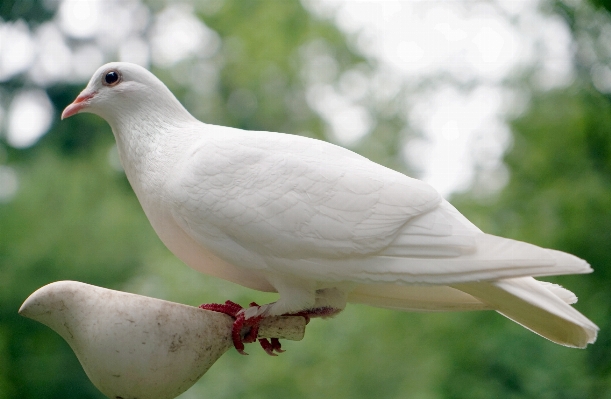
[103,71,121,86]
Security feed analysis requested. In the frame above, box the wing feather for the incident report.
[171,128,441,261]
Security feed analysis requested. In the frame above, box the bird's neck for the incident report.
[109,108,198,203]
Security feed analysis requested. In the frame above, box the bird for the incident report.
[62,62,598,355]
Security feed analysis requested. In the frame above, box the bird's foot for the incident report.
[200,301,341,356]
[199,300,285,356]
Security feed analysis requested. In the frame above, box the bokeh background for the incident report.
[1,0,611,398]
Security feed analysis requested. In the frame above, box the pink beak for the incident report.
[61,90,96,120]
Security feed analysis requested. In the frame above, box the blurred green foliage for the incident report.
[1,0,610,398]
[452,85,611,399]
[0,0,54,24]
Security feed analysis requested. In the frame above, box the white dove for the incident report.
[62,62,598,355]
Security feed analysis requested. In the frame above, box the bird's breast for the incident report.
[143,203,276,293]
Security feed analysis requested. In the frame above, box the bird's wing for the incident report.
[261,200,592,284]
[169,126,591,285]
[169,126,448,265]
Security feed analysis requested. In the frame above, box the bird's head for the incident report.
[62,62,191,126]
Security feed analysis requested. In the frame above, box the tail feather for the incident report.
[539,281,578,304]
[454,277,598,348]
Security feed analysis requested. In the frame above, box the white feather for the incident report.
[454,278,597,348]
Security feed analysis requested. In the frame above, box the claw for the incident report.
[270,338,285,353]
[258,338,278,356]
